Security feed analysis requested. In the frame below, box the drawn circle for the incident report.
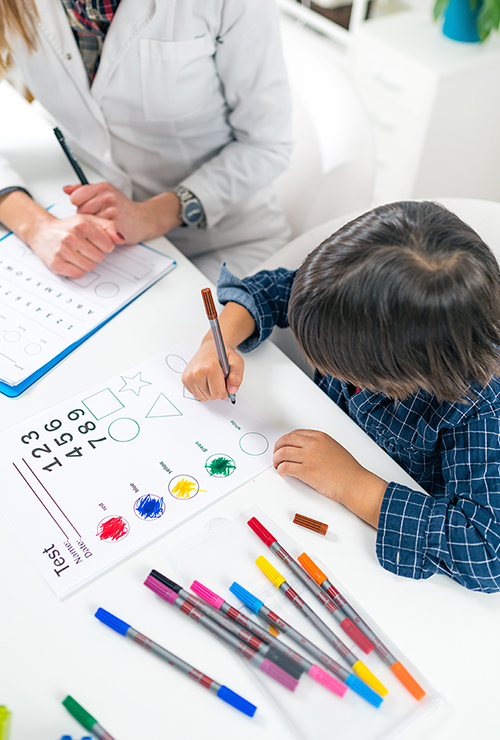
[134,494,165,520]
[24,343,42,355]
[169,474,200,500]
[4,331,21,342]
[95,282,120,298]
[165,354,187,373]
[108,417,140,442]
[97,515,129,542]
[205,453,236,478]
[239,432,269,456]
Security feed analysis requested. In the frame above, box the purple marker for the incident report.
[143,575,299,691]
[190,579,347,698]
[94,608,256,717]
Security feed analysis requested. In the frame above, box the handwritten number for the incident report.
[88,437,107,449]
[21,430,39,444]
[65,446,83,458]
[43,457,62,472]
[44,419,62,432]
[54,432,73,446]
[78,421,96,434]
[68,409,85,421]
[32,443,51,458]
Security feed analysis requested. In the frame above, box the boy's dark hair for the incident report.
[288,201,500,402]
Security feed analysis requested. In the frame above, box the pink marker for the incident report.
[191,579,346,698]
[247,517,374,654]
[144,574,299,691]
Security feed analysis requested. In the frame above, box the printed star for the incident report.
[119,372,152,396]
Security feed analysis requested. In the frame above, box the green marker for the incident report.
[0,706,11,740]
[62,696,116,740]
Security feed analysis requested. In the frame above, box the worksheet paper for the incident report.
[0,343,278,598]
[0,202,176,390]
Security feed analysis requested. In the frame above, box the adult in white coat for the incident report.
[0,0,292,281]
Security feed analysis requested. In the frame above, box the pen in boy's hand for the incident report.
[201,287,236,404]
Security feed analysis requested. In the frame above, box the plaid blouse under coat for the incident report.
[60,0,120,82]
[217,264,500,593]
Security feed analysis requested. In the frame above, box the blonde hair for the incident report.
[0,0,39,76]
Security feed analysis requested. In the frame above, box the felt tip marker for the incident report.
[247,517,374,654]
[297,552,426,701]
[62,696,116,740]
[228,581,383,708]
[94,608,256,717]
[147,570,304,680]
[144,574,298,691]
[256,556,388,698]
[190,579,347,699]
[201,287,236,404]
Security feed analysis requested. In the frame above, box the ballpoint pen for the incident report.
[201,287,236,404]
[54,127,89,185]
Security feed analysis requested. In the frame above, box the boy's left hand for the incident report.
[273,429,388,528]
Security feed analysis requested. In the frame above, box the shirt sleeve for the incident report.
[217,263,297,351]
[181,0,293,227]
[376,415,500,592]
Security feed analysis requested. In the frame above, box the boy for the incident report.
[182,201,500,592]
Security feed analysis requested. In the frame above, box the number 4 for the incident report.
[65,447,83,458]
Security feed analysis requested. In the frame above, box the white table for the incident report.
[1,80,499,740]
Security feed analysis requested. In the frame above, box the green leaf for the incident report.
[433,0,450,19]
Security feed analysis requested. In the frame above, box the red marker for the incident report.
[247,517,374,653]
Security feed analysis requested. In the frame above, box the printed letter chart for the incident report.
[0,202,175,392]
[0,343,278,598]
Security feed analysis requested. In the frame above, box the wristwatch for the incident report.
[171,185,205,227]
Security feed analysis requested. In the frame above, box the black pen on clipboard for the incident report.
[53,126,89,185]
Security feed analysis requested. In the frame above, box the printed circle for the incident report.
[239,432,269,456]
[4,331,21,342]
[134,494,165,520]
[108,417,140,442]
[24,343,42,355]
[95,282,120,298]
[97,515,129,542]
[205,454,236,478]
[169,474,200,500]
[165,354,187,373]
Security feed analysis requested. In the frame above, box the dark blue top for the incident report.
[218,264,500,593]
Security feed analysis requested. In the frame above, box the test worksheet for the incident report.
[0,343,278,597]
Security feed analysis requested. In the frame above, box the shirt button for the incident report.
[66,53,72,60]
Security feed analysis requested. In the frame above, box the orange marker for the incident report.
[298,553,426,701]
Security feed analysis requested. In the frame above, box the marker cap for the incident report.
[308,665,347,697]
[297,553,327,585]
[94,608,130,636]
[390,661,426,701]
[247,517,276,547]
[229,582,264,614]
[190,581,224,610]
[345,674,384,707]
[255,556,286,588]
[216,686,257,717]
[352,661,388,697]
[62,696,96,733]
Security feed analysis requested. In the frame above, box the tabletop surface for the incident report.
[1,79,499,740]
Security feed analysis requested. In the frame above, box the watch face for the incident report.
[184,200,203,224]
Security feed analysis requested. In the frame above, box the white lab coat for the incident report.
[0,0,292,269]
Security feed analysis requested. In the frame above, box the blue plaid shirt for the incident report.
[218,265,500,593]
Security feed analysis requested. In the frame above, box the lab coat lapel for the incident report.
[90,0,158,103]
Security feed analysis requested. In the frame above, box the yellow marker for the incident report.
[255,555,388,697]
[0,707,11,740]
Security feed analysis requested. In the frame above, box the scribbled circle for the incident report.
[169,474,200,500]
[4,331,21,342]
[95,282,120,298]
[97,515,129,541]
[108,417,140,442]
[239,432,269,456]
[24,343,42,355]
[134,493,165,520]
[165,354,187,373]
[205,454,236,478]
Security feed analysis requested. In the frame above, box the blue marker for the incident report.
[95,608,256,717]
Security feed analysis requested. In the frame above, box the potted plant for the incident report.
[433,0,500,42]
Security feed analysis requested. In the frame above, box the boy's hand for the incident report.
[182,337,244,401]
[273,429,388,527]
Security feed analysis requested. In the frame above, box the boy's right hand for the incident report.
[182,337,245,402]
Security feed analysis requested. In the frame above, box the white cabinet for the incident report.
[349,11,500,203]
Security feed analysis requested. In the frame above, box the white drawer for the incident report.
[350,36,434,113]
